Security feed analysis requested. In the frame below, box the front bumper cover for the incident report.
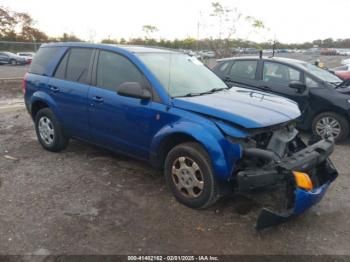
[237,138,338,230]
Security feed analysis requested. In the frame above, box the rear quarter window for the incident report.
[29,47,60,75]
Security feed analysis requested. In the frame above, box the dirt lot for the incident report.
[0,80,350,256]
[0,65,29,79]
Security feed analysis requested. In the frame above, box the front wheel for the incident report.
[312,112,349,142]
[164,142,219,209]
[10,59,17,65]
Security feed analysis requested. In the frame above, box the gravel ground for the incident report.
[0,81,349,255]
[0,65,29,79]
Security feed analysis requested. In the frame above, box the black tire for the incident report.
[312,112,349,143]
[164,142,219,209]
[9,59,17,66]
[34,108,69,152]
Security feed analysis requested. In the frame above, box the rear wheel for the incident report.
[35,108,69,152]
[312,112,349,142]
[10,59,17,65]
[164,142,219,209]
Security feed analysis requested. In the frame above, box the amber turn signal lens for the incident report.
[293,171,313,191]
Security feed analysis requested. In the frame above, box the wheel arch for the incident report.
[150,121,239,181]
[30,91,63,123]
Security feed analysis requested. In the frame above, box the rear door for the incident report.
[259,61,309,113]
[224,60,259,88]
[47,47,94,139]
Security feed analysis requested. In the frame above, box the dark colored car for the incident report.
[0,51,27,65]
[213,56,350,142]
[24,43,338,229]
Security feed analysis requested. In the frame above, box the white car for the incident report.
[198,50,215,58]
[337,49,350,56]
[17,52,35,63]
[341,58,350,65]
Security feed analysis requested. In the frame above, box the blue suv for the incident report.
[24,43,338,229]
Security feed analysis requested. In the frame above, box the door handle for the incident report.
[50,86,60,92]
[92,96,104,103]
[260,85,271,90]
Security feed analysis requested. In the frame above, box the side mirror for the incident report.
[117,82,152,100]
[289,81,306,93]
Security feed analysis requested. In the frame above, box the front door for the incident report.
[88,50,165,159]
[259,61,309,114]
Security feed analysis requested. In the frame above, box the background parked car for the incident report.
[321,48,338,56]
[0,51,27,65]
[198,50,215,58]
[212,56,350,142]
[337,49,350,56]
[17,51,35,64]
[342,58,350,65]
[330,64,350,80]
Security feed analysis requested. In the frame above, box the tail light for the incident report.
[22,73,28,95]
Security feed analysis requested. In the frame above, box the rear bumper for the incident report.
[236,137,338,229]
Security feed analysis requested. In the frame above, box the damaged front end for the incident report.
[232,123,338,230]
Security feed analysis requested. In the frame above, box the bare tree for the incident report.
[0,6,48,41]
[209,1,265,57]
[142,25,158,39]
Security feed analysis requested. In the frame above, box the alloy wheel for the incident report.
[315,116,341,139]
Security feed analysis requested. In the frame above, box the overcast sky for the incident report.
[2,0,349,43]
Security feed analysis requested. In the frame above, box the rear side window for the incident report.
[29,47,60,75]
[66,48,93,83]
[54,51,69,79]
[96,50,144,90]
[216,62,230,73]
[54,48,93,84]
[229,60,257,80]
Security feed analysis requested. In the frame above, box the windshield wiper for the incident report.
[334,80,350,89]
[198,87,229,95]
[178,87,228,98]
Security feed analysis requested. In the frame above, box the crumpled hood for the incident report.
[172,87,300,129]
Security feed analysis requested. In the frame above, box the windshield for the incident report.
[138,53,227,97]
[302,63,342,83]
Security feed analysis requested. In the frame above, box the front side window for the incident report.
[305,77,320,88]
[263,62,301,83]
[96,51,145,90]
[138,53,227,97]
[229,60,257,80]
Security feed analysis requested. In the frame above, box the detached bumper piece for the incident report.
[237,138,338,230]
